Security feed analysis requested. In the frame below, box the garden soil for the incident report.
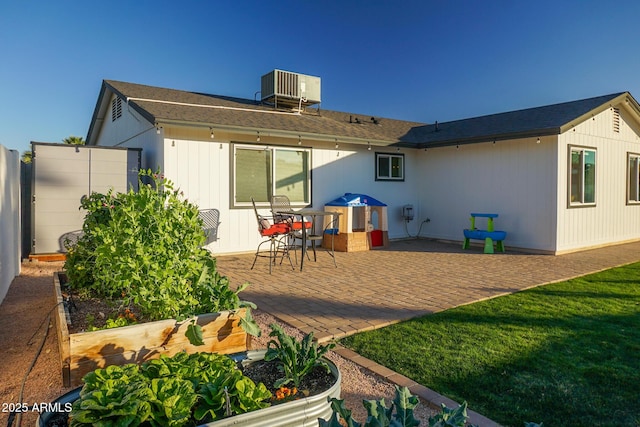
[0,260,435,426]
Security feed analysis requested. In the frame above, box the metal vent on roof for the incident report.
[111,97,122,122]
[613,107,620,133]
[261,70,321,110]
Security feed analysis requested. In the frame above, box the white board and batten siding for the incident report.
[417,138,559,252]
[160,137,424,254]
[97,94,162,169]
[555,106,640,253]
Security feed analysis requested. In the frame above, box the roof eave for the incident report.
[419,128,561,149]
[86,81,157,145]
[156,118,399,147]
[558,92,632,134]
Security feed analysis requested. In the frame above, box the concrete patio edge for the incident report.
[332,345,502,427]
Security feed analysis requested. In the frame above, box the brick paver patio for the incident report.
[216,238,640,342]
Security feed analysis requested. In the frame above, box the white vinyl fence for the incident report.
[0,144,21,304]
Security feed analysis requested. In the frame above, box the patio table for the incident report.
[276,209,341,271]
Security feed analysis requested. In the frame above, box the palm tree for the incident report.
[63,136,85,145]
[21,150,32,163]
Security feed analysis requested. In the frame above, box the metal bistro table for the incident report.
[277,209,341,271]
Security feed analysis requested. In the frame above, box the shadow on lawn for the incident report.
[345,307,640,427]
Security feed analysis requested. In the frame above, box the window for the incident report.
[627,153,640,203]
[233,145,310,206]
[375,153,404,181]
[569,147,596,206]
[111,97,122,121]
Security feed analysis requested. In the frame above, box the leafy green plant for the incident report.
[264,323,335,388]
[319,387,480,427]
[147,377,197,427]
[70,380,153,427]
[70,352,272,427]
[319,385,420,427]
[428,401,475,427]
[64,168,259,341]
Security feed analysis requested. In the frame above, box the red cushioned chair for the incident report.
[270,195,312,264]
[251,198,294,274]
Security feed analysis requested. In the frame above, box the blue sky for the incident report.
[2,1,640,155]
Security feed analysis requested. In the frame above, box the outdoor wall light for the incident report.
[367,142,371,151]
[335,139,339,149]
[210,128,214,139]
[298,135,302,145]
[537,137,541,144]
[257,131,261,142]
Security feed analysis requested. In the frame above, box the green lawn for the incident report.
[340,262,640,427]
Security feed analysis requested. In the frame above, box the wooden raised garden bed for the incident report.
[53,272,250,386]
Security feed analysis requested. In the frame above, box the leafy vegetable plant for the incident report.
[319,385,420,427]
[64,168,259,340]
[428,401,474,427]
[319,386,484,427]
[264,323,335,388]
[70,352,272,427]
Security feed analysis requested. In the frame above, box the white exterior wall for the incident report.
[97,95,163,170]
[93,93,640,255]
[311,146,422,239]
[417,138,558,252]
[0,145,21,305]
[157,135,422,254]
[556,107,640,253]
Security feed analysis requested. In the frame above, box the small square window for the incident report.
[375,153,404,181]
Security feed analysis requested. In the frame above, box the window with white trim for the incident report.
[233,144,310,207]
[569,146,596,206]
[627,153,640,203]
[375,152,404,181]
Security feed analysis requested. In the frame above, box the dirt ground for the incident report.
[0,260,435,427]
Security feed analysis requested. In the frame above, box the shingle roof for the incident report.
[87,80,636,148]
[413,92,630,147]
[97,80,426,145]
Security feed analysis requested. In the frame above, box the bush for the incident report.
[65,169,256,332]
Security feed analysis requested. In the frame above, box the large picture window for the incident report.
[375,152,404,181]
[569,146,596,206]
[627,153,640,203]
[233,145,310,207]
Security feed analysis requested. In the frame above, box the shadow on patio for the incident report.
[215,238,640,342]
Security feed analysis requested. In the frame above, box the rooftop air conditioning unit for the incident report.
[261,69,321,109]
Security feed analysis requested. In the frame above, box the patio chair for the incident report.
[251,198,294,274]
[270,195,312,263]
[59,230,84,253]
[198,208,220,245]
[321,213,340,267]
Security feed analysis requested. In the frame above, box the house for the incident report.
[85,72,640,255]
